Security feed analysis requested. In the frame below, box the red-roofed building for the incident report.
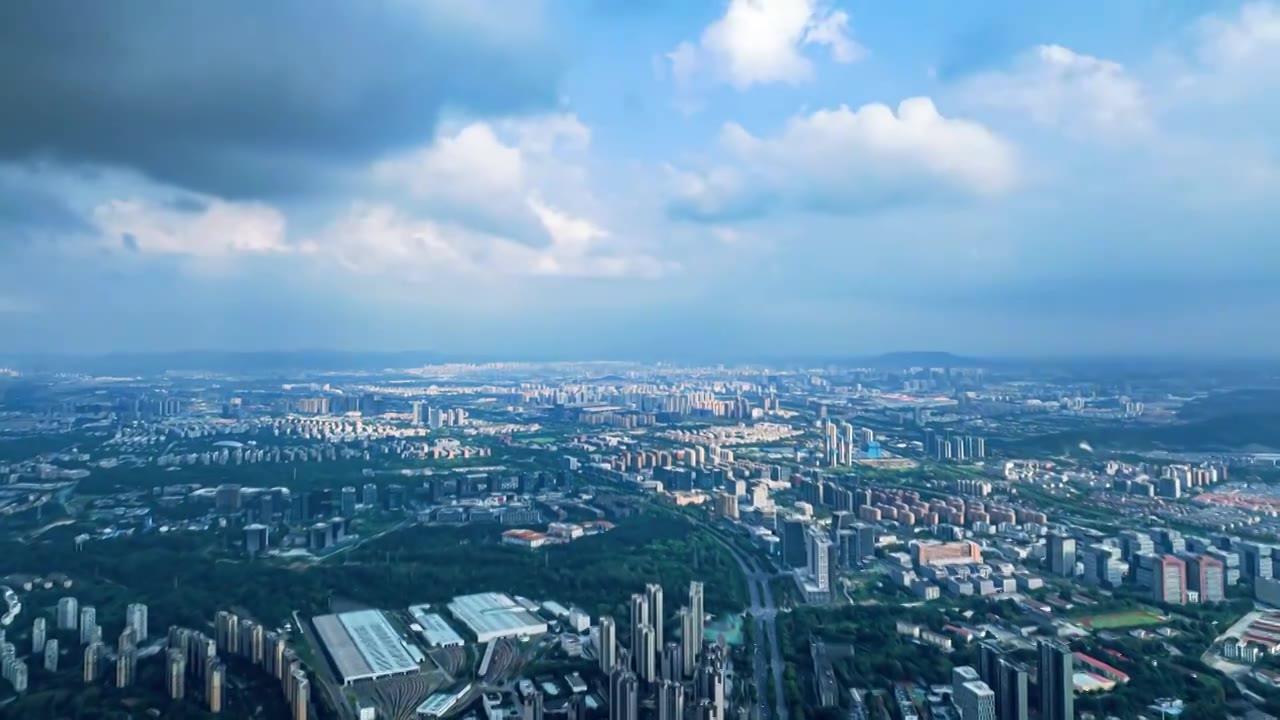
[1073,652,1130,684]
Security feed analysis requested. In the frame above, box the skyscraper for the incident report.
[997,658,1029,720]
[1048,533,1077,577]
[126,603,149,642]
[645,583,664,647]
[598,616,617,673]
[1037,639,1073,720]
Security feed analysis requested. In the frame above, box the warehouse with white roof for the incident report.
[312,610,421,685]
[448,593,548,643]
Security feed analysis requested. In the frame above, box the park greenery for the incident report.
[0,512,747,635]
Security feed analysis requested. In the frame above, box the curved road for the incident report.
[707,528,788,720]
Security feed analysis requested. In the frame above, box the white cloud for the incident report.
[668,0,865,91]
[669,97,1016,219]
[323,198,671,281]
[91,198,308,258]
[959,44,1148,135]
[1196,1,1280,68]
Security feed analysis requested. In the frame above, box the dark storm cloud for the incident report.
[0,0,563,198]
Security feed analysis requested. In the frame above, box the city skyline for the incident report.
[1,0,1279,356]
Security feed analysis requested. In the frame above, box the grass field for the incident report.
[1077,609,1167,630]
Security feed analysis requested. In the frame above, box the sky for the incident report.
[1,0,1278,359]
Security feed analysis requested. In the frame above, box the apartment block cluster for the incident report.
[1107,461,1228,499]
[948,639,1071,720]
[159,609,311,719]
[410,401,469,429]
[921,428,987,462]
[1069,528,1243,605]
[33,598,150,695]
[596,581,728,720]
[819,420,882,466]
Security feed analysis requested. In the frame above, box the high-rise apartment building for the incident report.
[31,618,45,655]
[609,668,639,720]
[1154,554,1188,605]
[79,606,97,645]
[659,680,685,720]
[166,648,186,700]
[598,616,617,673]
[636,624,657,683]
[679,606,698,677]
[645,583,664,647]
[1037,640,1073,720]
[1187,553,1226,603]
[57,597,79,631]
[127,603,149,642]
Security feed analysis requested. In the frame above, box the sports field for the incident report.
[1076,609,1166,630]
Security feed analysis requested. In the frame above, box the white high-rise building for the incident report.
[598,616,617,673]
[79,607,98,645]
[126,603,149,642]
[56,597,79,630]
[645,583,664,647]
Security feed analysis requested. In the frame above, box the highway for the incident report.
[707,527,789,720]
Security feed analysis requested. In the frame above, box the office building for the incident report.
[1037,640,1073,720]
[780,517,809,568]
[167,648,186,700]
[645,583,664,647]
[31,618,45,655]
[955,679,996,720]
[659,680,685,720]
[57,597,79,631]
[609,668,639,720]
[598,616,617,673]
[997,658,1029,720]
[1048,533,1077,577]
[127,603,149,642]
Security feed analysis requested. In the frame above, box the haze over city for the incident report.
[2,0,1279,357]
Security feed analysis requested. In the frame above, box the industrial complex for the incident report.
[312,610,422,685]
[447,593,549,643]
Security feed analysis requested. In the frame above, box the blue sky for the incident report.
[0,0,1277,358]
